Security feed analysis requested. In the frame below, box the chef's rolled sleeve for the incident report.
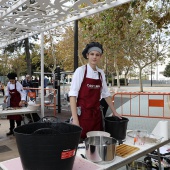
[69,67,84,97]
[69,90,78,97]
[20,89,26,101]
[101,91,111,99]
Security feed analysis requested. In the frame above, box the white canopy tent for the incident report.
[0,0,131,116]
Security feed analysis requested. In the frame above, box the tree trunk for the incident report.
[116,72,120,88]
[103,54,108,84]
[124,74,127,86]
[124,67,130,86]
[139,68,143,92]
[115,63,120,88]
[25,38,31,76]
[112,74,115,86]
[3,52,8,84]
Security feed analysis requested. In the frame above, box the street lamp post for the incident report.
[55,66,61,113]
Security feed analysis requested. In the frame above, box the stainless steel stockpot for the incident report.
[85,136,117,163]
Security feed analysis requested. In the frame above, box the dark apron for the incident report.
[77,65,103,139]
[7,82,22,121]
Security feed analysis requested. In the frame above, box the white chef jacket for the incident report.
[69,64,111,99]
[5,81,26,101]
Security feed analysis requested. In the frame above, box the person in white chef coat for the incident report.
[69,42,121,139]
[4,72,26,136]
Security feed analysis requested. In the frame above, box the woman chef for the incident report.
[4,72,26,136]
[69,42,121,139]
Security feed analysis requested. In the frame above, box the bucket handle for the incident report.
[38,116,60,123]
[33,128,62,135]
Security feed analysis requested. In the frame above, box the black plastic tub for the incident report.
[105,116,129,144]
[14,122,82,170]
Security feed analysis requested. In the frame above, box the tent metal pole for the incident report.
[74,0,78,71]
[41,32,45,117]
[74,20,78,71]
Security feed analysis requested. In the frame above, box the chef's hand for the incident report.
[112,112,122,119]
[19,100,27,106]
[3,97,7,103]
[72,118,80,127]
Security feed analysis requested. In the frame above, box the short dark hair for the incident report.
[7,72,17,79]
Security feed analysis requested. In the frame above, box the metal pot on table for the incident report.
[85,136,117,163]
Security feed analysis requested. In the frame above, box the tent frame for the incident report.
[0,0,132,116]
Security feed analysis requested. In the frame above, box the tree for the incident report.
[9,53,27,80]
[4,35,39,76]
[0,51,26,83]
[126,0,170,91]
[148,0,170,29]
[0,52,10,84]
[29,44,41,74]
[24,38,32,75]
[78,0,169,91]
[57,24,91,71]
[79,3,134,87]
[164,63,170,77]
[57,27,75,71]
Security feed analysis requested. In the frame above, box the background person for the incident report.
[0,81,5,96]
[69,42,121,139]
[22,75,33,89]
[4,72,26,136]
[44,76,49,96]
[23,76,40,122]
[32,77,39,97]
[22,74,33,100]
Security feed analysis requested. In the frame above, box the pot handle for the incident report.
[118,140,123,145]
[33,128,61,135]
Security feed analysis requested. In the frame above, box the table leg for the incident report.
[22,114,26,124]
[157,148,162,169]
[30,113,34,122]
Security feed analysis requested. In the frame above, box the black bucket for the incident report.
[14,121,82,170]
[105,116,129,144]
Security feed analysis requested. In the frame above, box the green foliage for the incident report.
[147,0,170,29]
[0,0,169,82]
[164,63,170,77]
[3,36,39,75]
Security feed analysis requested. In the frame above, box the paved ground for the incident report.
[0,85,170,170]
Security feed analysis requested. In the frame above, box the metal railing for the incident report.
[113,92,170,119]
